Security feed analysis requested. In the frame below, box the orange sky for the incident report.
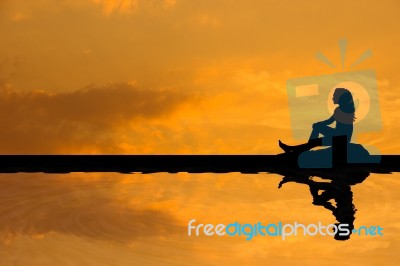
[1,0,400,154]
[0,0,400,265]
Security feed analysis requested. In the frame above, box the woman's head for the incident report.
[333,88,355,114]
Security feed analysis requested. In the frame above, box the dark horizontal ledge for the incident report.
[0,155,397,174]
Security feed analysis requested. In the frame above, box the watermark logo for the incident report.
[187,219,384,241]
[285,39,382,167]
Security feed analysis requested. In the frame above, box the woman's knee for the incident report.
[312,122,322,130]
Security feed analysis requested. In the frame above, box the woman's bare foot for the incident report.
[279,140,293,153]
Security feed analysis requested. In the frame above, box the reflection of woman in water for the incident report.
[278,173,364,240]
[279,88,356,153]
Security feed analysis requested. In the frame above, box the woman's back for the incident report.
[334,107,354,141]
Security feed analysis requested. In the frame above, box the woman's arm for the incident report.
[315,115,335,126]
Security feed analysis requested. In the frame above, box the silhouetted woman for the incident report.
[279,88,356,153]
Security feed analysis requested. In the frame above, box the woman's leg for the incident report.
[310,123,334,140]
[279,124,335,153]
[279,138,323,153]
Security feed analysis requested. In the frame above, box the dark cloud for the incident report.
[0,83,195,153]
[0,173,183,244]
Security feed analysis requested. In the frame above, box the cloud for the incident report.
[0,60,295,155]
[92,0,176,15]
[92,0,138,15]
[0,83,194,153]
